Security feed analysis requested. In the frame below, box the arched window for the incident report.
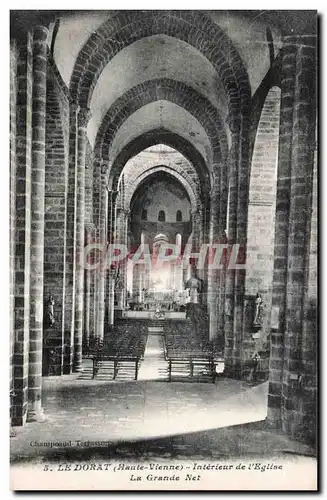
[176,210,182,222]
[158,210,165,222]
[141,209,147,220]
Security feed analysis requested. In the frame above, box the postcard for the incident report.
[9,9,318,491]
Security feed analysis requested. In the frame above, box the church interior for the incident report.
[10,10,317,467]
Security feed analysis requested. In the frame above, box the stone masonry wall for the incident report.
[243,87,281,362]
[43,63,69,375]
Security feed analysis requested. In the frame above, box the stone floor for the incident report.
[11,375,315,466]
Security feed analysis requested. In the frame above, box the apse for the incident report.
[127,170,192,309]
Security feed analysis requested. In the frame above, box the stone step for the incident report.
[148,326,164,333]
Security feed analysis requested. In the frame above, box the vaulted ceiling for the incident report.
[11,9,314,189]
[48,9,287,166]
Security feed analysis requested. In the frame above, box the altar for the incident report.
[126,288,189,313]
[122,310,187,320]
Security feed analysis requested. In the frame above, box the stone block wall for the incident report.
[43,64,69,374]
[243,86,281,363]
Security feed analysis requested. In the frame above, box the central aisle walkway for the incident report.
[138,330,169,381]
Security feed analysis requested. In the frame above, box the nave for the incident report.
[10,10,317,466]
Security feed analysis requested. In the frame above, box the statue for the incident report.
[253,293,263,327]
[225,298,233,318]
[185,268,203,304]
[44,295,55,328]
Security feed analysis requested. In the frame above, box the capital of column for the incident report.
[78,107,92,129]
[33,24,49,42]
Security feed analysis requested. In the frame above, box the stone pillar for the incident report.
[267,40,296,423]
[202,196,211,307]
[83,224,95,350]
[106,190,118,327]
[12,32,33,426]
[267,35,317,439]
[122,210,130,308]
[115,207,125,309]
[224,124,240,374]
[96,168,108,340]
[217,159,229,349]
[207,180,220,342]
[10,40,17,431]
[108,269,116,326]
[191,209,201,255]
[282,36,316,437]
[27,25,48,422]
[62,100,79,373]
[91,253,97,340]
[233,113,251,376]
[224,111,251,376]
[73,107,91,372]
[133,263,141,302]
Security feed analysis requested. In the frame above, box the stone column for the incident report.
[91,252,97,340]
[233,113,251,376]
[223,124,240,375]
[283,36,316,436]
[10,40,17,432]
[27,25,48,422]
[191,209,201,254]
[217,159,229,348]
[133,263,141,302]
[108,269,116,326]
[201,196,211,307]
[122,210,130,308]
[115,206,125,309]
[73,107,91,372]
[12,32,33,426]
[224,112,251,376]
[106,190,118,327]
[62,100,79,373]
[96,168,108,340]
[207,180,220,342]
[267,35,317,437]
[83,224,95,350]
[267,40,296,423]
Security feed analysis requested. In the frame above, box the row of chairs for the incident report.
[83,321,148,379]
[163,321,215,382]
[164,321,212,358]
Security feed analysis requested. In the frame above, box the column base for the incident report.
[27,403,46,423]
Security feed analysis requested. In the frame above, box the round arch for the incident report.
[94,78,228,183]
[69,10,251,120]
[111,128,211,197]
[125,164,199,214]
